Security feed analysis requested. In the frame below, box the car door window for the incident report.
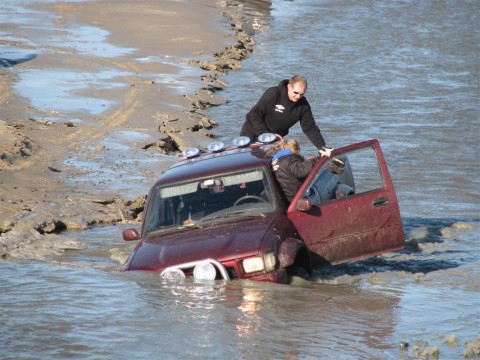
[306,146,383,205]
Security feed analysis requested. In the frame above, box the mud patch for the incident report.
[0,120,37,169]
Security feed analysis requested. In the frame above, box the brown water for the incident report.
[1,1,479,359]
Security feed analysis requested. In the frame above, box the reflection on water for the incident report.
[14,68,130,116]
[49,25,137,58]
[1,218,479,359]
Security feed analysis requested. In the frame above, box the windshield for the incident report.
[144,168,277,234]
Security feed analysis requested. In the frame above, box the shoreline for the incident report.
[0,0,257,258]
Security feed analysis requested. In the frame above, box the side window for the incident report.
[306,146,384,205]
[347,146,384,194]
[145,192,178,232]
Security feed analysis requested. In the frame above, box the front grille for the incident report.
[226,267,237,279]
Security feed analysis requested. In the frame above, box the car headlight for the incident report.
[242,253,276,274]
[162,268,186,279]
[193,262,217,280]
[263,253,276,272]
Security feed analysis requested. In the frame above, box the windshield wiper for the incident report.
[145,223,203,235]
[180,222,203,228]
[224,210,267,218]
[201,210,266,223]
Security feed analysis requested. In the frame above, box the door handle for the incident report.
[373,197,389,206]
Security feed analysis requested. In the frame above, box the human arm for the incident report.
[299,103,326,150]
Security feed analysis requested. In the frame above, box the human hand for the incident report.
[318,146,333,157]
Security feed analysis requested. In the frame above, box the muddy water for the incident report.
[1,1,479,359]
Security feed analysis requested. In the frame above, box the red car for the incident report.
[121,134,404,284]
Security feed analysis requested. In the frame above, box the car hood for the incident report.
[128,216,276,270]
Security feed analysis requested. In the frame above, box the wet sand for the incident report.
[0,0,255,257]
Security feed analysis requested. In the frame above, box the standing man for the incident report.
[240,75,332,157]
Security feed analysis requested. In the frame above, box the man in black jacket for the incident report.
[241,75,332,157]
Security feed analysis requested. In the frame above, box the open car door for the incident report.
[287,139,404,267]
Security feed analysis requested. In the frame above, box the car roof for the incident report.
[154,145,271,186]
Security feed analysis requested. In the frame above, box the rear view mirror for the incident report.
[200,178,223,189]
[296,198,312,212]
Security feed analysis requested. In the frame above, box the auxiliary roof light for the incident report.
[207,141,225,152]
[258,133,277,144]
[232,136,251,147]
[182,146,201,158]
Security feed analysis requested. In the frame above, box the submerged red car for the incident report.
[121,134,404,284]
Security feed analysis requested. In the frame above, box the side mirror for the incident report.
[122,228,140,241]
[296,198,312,212]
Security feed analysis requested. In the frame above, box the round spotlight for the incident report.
[207,141,225,152]
[258,133,277,144]
[162,268,186,279]
[182,147,200,158]
[232,136,251,147]
[193,262,217,280]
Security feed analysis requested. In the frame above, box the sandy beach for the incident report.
[0,0,255,257]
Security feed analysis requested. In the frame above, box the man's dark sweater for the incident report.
[241,79,326,149]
